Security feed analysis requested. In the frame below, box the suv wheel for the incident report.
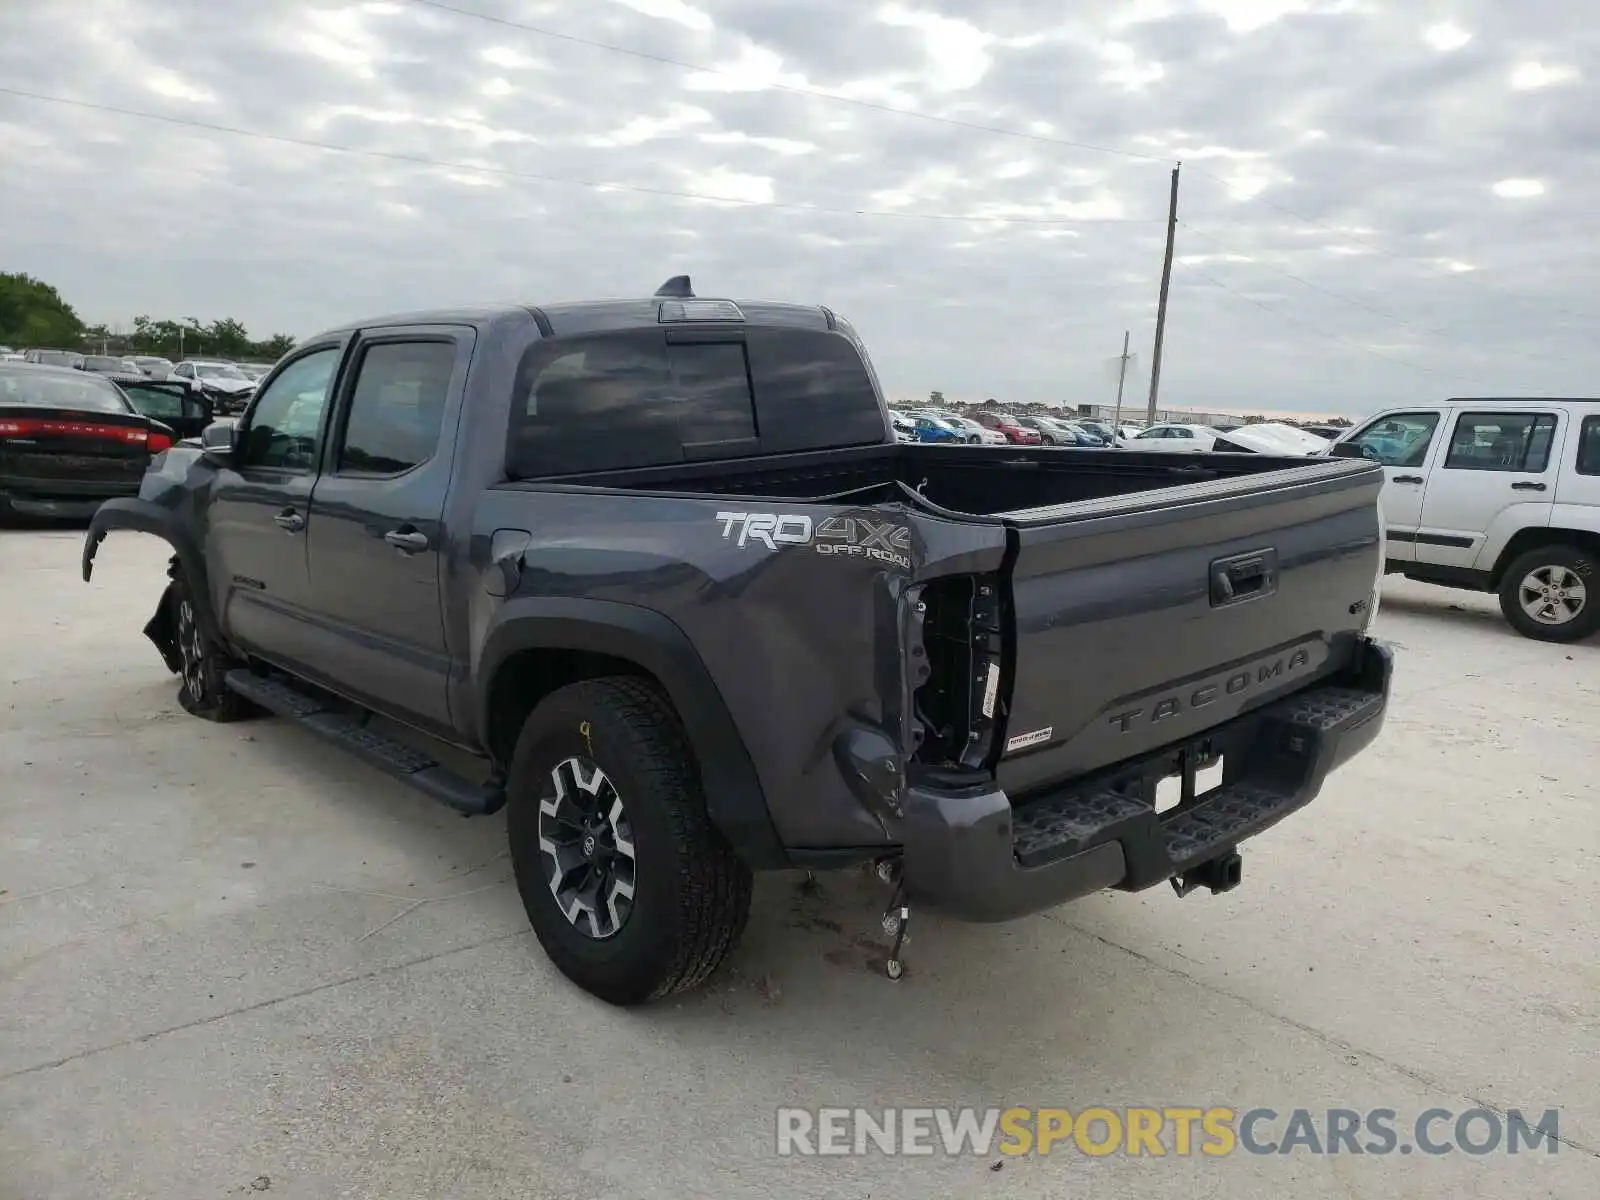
[1498,546,1600,643]
[171,575,255,721]
[506,677,753,1005]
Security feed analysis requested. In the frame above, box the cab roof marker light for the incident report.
[658,299,745,323]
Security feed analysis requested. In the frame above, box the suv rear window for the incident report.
[507,325,884,477]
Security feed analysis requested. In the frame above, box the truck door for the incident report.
[303,327,472,737]
[205,344,343,674]
[1335,409,1445,562]
[1414,408,1562,571]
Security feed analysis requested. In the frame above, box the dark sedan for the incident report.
[0,362,178,520]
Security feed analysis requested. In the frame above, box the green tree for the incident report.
[0,272,85,348]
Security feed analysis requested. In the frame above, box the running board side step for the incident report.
[223,670,504,816]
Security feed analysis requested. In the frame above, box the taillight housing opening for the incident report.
[910,573,1005,769]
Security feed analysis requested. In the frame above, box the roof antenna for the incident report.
[654,275,694,298]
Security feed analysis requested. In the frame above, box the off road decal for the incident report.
[715,512,912,571]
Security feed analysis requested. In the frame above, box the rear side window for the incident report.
[508,325,882,476]
[1444,412,1557,472]
[337,340,455,476]
[1575,416,1600,475]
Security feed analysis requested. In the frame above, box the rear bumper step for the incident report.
[223,670,504,815]
[901,639,1392,922]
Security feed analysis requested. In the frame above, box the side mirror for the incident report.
[200,419,237,462]
[1330,441,1368,459]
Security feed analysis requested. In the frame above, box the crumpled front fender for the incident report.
[83,494,222,648]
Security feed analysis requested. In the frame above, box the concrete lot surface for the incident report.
[2,528,1597,1199]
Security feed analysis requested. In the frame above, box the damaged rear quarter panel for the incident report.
[472,488,1008,851]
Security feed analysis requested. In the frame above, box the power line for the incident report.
[401,0,1168,165]
[0,86,1160,227]
[399,0,1592,312]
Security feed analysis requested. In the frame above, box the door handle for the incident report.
[273,508,305,532]
[1392,475,1424,484]
[1511,481,1547,492]
[384,528,430,553]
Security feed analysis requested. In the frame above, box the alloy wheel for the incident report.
[1517,564,1587,626]
[536,756,637,939]
[176,597,208,704]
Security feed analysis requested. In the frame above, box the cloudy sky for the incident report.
[1,0,1594,414]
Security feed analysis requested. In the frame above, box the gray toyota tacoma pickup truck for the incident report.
[83,278,1393,1004]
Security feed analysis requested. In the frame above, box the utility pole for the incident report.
[1146,161,1181,423]
[1110,329,1131,438]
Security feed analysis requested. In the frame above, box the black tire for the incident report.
[1041,436,1055,446]
[170,574,256,721]
[966,435,980,445]
[506,677,753,1005]
[1497,545,1600,643]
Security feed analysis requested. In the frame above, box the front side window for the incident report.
[1344,412,1441,468]
[238,348,339,471]
[337,341,454,476]
[1443,412,1558,472]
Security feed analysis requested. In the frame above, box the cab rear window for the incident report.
[507,326,885,477]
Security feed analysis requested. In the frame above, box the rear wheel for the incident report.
[506,677,753,1005]
[1041,435,1055,446]
[1498,546,1600,642]
[966,435,980,444]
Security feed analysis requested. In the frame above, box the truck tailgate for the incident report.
[995,459,1384,797]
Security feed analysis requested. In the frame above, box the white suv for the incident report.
[1334,398,1600,642]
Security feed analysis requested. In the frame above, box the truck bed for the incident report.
[546,443,1323,519]
[506,442,1384,804]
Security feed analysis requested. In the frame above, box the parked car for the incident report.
[107,373,214,441]
[80,355,131,376]
[83,279,1392,1004]
[974,411,1043,445]
[890,415,917,444]
[1077,420,1125,446]
[1131,423,1218,451]
[22,349,84,369]
[235,362,274,383]
[1332,399,1600,641]
[903,414,964,443]
[935,415,1005,445]
[1016,416,1076,446]
[170,359,256,413]
[0,362,178,519]
[131,356,175,379]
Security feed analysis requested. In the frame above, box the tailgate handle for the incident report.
[1210,549,1278,607]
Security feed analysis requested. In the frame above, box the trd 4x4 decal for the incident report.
[714,512,912,571]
